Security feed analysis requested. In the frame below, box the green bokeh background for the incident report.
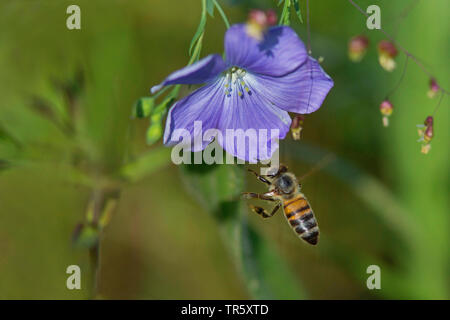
[0,0,448,299]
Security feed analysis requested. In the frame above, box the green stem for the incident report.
[213,0,230,29]
[86,188,120,299]
[89,243,100,299]
[151,84,171,99]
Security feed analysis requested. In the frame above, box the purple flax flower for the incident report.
[151,24,333,162]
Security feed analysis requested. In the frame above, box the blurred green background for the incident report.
[0,0,448,299]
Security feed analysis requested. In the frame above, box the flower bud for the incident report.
[133,97,154,118]
[348,35,369,62]
[246,9,277,40]
[290,114,305,140]
[417,116,434,154]
[427,78,440,98]
[379,100,393,127]
[422,116,434,143]
[266,9,277,26]
[378,40,398,72]
[146,112,164,145]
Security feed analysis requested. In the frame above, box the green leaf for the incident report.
[133,97,154,118]
[188,8,207,56]
[293,0,303,23]
[279,0,291,26]
[206,0,215,17]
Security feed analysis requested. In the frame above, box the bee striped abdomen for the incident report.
[283,195,319,245]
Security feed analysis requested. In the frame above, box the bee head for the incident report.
[274,172,297,195]
[266,164,288,178]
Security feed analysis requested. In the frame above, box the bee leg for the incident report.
[247,169,271,185]
[250,202,281,219]
[241,192,275,201]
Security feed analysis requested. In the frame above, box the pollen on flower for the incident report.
[223,66,252,99]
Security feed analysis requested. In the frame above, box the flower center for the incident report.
[224,66,252,98]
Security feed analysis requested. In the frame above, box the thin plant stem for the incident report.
[347,0,449,95]
[89,243,100,299]
[386,56,409,99]
[151,85,171,99]
[432,91,445,116]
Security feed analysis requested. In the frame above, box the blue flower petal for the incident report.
[246,56,334,114]
[151,54,226,94]
[163,78,226,151]
[216,82,291,162]
[164,74,291,162]
[225,24,307,77]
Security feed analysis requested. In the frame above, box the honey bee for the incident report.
[242,164,319,245]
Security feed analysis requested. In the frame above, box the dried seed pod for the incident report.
[290,115,305,140]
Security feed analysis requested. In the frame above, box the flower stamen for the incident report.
[223,67,252,98]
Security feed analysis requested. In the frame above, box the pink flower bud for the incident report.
[248,9,267,26]
[427,78,440,98]
[348,35,369,62]
[246,9,277,40]
[379,100,393,127]
[266,9,277,26]
[378,40,398,72]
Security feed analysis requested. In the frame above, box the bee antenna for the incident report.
[299,154,336,181]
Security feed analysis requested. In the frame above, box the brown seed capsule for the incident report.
[348,35,369,62]
[290,115,305,140]
[378,40,398,72]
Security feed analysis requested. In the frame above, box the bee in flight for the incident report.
[242,164,320,245]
